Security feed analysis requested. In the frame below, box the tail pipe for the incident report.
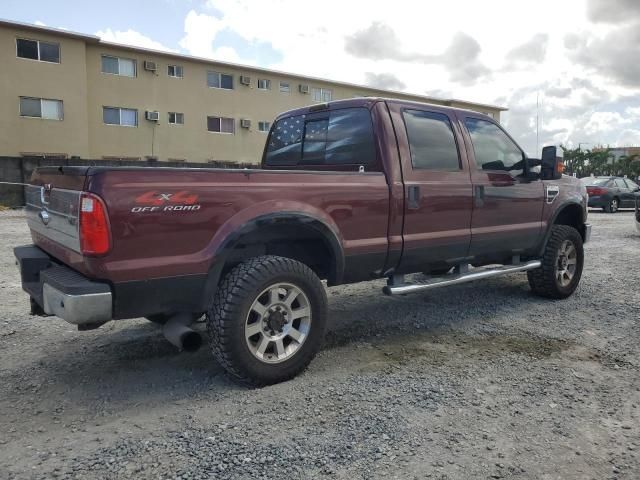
[162,313,203,352]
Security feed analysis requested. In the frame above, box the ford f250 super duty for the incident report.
[15,97,591,386]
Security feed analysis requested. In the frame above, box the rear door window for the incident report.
[402,110,461,170]
[614,178,627,189]
[265,107,376,167]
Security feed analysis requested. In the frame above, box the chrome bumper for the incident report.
[584,223,592,243]
[42,283,112,325]
[15,245,113,326]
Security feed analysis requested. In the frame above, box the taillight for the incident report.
[79,192,111,255]
[587,187,607,196]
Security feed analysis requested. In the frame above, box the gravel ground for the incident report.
[0,209,638,479]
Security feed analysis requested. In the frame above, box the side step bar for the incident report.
[383,260,542,296]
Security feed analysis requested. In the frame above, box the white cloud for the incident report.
[34,20,46,26]
[616,129,640,146]
[171,0,640,153]
[178,10,225,58]
[96,28,177,53]
[584,112,629,135]
[626,107,640,119]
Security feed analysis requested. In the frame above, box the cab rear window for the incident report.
[265,107,376,168]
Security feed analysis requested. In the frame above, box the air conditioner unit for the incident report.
[240,119,251,129]
[240,75,251,86]
[143,61,157,72]
[145,110,160,122]
[299,84,309,94]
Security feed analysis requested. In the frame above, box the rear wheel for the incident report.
[207,255,327,386]
[604,197,619,213]
[528,225,584,299]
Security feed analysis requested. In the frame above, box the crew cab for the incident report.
[15,97,591,385]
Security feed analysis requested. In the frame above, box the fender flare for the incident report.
[199,212,345,308]
[536,201,585,256]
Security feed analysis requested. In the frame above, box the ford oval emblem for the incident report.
[39,210,50,226]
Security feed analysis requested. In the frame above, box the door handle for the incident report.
[407,185,420,209]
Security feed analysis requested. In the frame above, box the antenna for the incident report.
[536,92,540,154]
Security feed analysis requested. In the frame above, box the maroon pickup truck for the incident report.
[15,97,591,385]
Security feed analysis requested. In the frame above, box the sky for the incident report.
[2,0,640,156]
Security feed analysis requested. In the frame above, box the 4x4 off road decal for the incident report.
[131,191,201,213]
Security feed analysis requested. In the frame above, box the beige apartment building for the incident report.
[0,19,506,164]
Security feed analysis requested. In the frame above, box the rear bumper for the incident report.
[14,245,112,325]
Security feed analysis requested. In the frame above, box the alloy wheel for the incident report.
[245,282,312,364]
[555,239,577,287]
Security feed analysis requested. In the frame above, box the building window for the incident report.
[279,81,290,93]
[16,38,60,63]
[19,97,63,120]
[312,87,332,102]
[207,116,234,134]
[168,65,183,78]
[168,112,184,125]
[103,107,138,126]
[207,71,233,89]
[258,121,271,132]
[258,79,271,90]
[101,55,136,77]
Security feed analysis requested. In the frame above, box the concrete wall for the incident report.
[0,26,90,157]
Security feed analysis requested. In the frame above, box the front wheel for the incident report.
[528,225,584,299]
[207,255,327,386]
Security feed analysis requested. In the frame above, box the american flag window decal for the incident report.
[269,114,306,149]
[265,107,375,167]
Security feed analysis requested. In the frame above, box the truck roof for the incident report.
[274,97,496,121]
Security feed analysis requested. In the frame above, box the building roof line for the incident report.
[0,18,100,42]
[1,18,507,111]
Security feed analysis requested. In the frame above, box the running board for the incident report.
[383,260,542,296]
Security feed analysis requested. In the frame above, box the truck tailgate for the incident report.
[25,166,90,263]
[26,184,83,252]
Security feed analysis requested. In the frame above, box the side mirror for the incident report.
[541,146,564,180]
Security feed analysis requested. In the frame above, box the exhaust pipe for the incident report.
[162,313,203,352]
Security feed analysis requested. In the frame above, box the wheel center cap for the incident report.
[267,310,287,332]
[560,256,568,269]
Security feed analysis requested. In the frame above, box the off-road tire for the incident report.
[207,255,327,387]
[527,225,584,299]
